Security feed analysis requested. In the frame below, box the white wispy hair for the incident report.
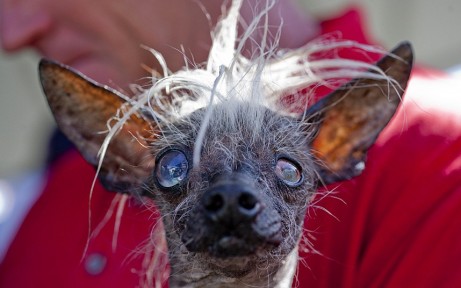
[98,0,394,168]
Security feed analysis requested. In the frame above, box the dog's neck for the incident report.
[161,216,299,288]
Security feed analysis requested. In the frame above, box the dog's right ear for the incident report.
[303,42,413,185]
[39,59,156,193]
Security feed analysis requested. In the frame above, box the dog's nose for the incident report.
[202,184,262,225]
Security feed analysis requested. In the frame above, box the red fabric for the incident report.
[2,7,461,288]
[0,150,158,287]
[297,72,461,287]
[320,6,374,47]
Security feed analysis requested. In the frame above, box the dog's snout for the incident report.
[202,185,262,225]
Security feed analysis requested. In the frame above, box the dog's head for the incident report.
[39,41,412,285]
[154,102,318,278]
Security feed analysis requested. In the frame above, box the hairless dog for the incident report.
[39,0,412,286]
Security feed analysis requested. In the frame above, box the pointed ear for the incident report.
[39,59,155,193]
[304,42,413,184]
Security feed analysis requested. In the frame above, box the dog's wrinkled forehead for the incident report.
[154,102,313,175]
[157,103,308,154]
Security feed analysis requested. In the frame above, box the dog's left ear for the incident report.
[304,42,413,184]
[39,59,156,193]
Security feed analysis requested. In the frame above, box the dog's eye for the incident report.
[155,149,189,188]
[275,158,302,186]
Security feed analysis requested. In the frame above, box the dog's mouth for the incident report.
[214,235,250,256]
[181,209,283,260]
[181,222,283,262]
[206,254,255,277]
[178,204,292,279]
[209,232,281,258]
[178,222,290,279]
[200,239,281,278]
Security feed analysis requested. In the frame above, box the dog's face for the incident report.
[150,105,317,276]
[39,42,412,284]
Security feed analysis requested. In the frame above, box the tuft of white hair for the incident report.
[98,0,398,169]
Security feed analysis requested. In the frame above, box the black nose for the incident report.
[202,183,262,226]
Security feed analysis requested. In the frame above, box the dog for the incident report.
[39,0,412,286]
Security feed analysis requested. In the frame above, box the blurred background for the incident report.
[0,0,460,257]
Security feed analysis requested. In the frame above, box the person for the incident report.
[1,0,461,287]
[0,0,317,91]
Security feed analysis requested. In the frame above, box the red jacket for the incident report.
[2,8,461,288]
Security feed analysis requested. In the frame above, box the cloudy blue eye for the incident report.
[156,149,189,188]
[275,158,302,186]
